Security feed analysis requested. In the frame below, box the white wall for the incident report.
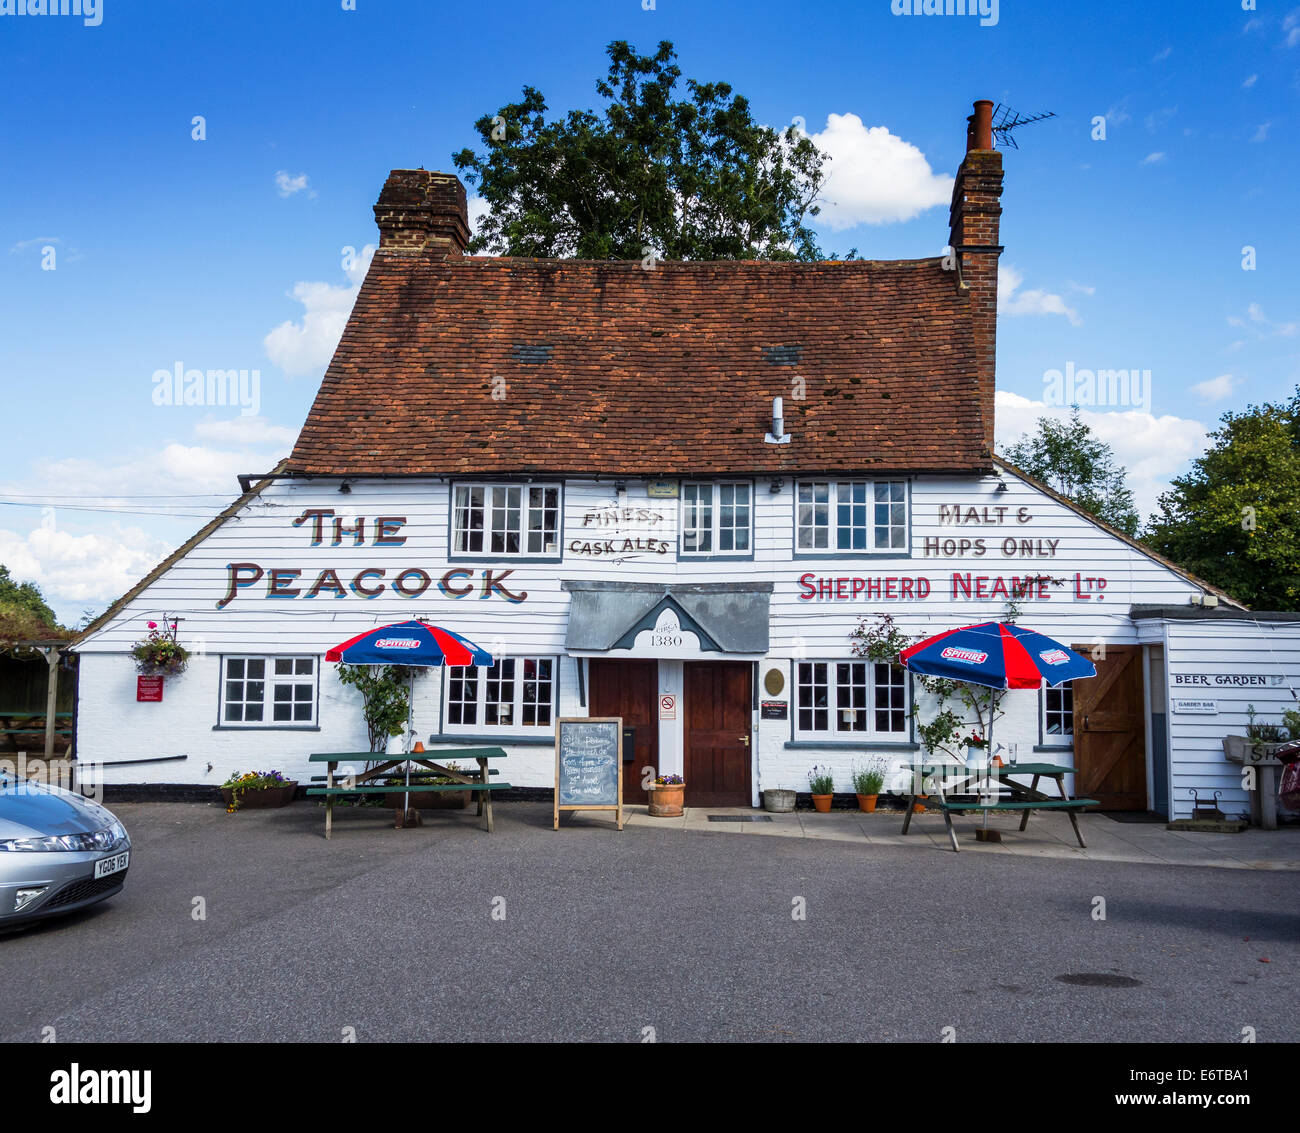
[75,469,1208,792]
[1160,617,1300,821]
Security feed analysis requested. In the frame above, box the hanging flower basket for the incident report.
[132,620,190,676]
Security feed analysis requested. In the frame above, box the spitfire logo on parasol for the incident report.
[215,509,528,608]
[940,647,988,665]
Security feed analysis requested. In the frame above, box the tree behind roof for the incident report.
[1144,387,1300,610]
[1002,407,1140,537]
[453,40,831,261]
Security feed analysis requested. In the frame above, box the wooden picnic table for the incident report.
[899,760,1098,852]
[305,748,510,839]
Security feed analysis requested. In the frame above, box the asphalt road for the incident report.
[2,801,1297,1043]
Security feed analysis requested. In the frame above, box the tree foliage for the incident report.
[1145,388,1300,610]
[0,564,66,650]
[335,663,416,755]
[453,40,831,261]
[1002,408,1140,536]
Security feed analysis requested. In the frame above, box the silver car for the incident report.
[0,772,130,929]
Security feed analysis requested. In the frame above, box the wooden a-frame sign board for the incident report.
[553,717,624,830]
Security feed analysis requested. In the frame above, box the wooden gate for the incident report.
[1071,644,1147,811]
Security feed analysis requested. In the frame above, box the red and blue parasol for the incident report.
[326,620,494,817]
[900,621,1095,691]
[326,620,493,667]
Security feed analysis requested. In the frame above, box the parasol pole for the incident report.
[403,667,415,815]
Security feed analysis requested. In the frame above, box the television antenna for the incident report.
[991,104,1057,150]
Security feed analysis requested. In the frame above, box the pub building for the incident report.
[72,101,1297,822]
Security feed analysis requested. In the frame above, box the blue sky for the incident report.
[2,0,1297,623]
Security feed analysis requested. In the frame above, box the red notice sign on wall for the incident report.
[136,675,164,702]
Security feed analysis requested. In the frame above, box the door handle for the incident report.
[739,736,750,746]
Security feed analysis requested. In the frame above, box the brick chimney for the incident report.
[948,99,1003,458]
[374,169,470,256]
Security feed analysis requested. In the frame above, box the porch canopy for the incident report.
[561,582,773,656]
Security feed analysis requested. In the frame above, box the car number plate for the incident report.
[94,851,129,879]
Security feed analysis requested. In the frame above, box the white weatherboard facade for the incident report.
[75,465,1270,819]
[1134,614,1300,821]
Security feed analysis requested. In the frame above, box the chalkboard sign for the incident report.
[554,717,624,830]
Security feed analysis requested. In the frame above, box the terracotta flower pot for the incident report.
[857,793,878,813]
[913,794,929,814]
[811,793,833,813]
[648,782,685,817]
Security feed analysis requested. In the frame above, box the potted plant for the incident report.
[1224,705,1297,762]
[852,761,886,812]
[807,766,834,812]
[648,773,685,817]
[963,731,989,765]
[221,769,298,812]
[762,786,797,813]
[131,620,190,676]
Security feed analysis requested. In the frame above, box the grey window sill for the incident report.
[783,740,919,751]
[1033,744,1073,753]
[427,732,555,746]
[212,725,322,732]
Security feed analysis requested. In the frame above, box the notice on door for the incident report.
[659,694,676,720]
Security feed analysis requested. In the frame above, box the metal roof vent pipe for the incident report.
[764,397,791,445]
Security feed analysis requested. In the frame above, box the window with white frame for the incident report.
[795,479,907,552]
[1043,685,1074,741]
[681,481,752,555]
[444,658,556,730]
[795,661,908,737]
[452,483,561,557]
[222,656,317,726]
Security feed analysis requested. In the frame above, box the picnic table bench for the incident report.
[900,761,1098,853]
[306,748,510,839]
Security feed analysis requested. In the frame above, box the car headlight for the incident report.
[0,823,126,852]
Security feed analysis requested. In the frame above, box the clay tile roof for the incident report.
[286,253,990,477]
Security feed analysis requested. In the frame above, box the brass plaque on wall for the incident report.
[763,667,785,697]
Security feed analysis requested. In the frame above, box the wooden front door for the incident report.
[588,660,659,805]
[684,661,752,807]
[1071,644,1147,811]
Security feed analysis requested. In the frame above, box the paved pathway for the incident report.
[623,804,1300,870]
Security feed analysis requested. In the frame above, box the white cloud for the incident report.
[1104,99,1132,126]
[998,264,1081,326]
[807,113,953,228]
[1230,303,1298,338]
[263,244,375,377]
[275,171,315,198]
[1066,280,1096,296]
[193,415,297,448]
[1153,46,1173,61]
[1251,122,1271,143]
[1145,107,1177,133]
[467,195,490,240]
[1190,374,1241,402]
[996,391,1209,517]
[9,236,59,254]
[0,524,171,611]
[1141,151,1166,165]
[1243,74,1259,88]
[1286,9,1300,46]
